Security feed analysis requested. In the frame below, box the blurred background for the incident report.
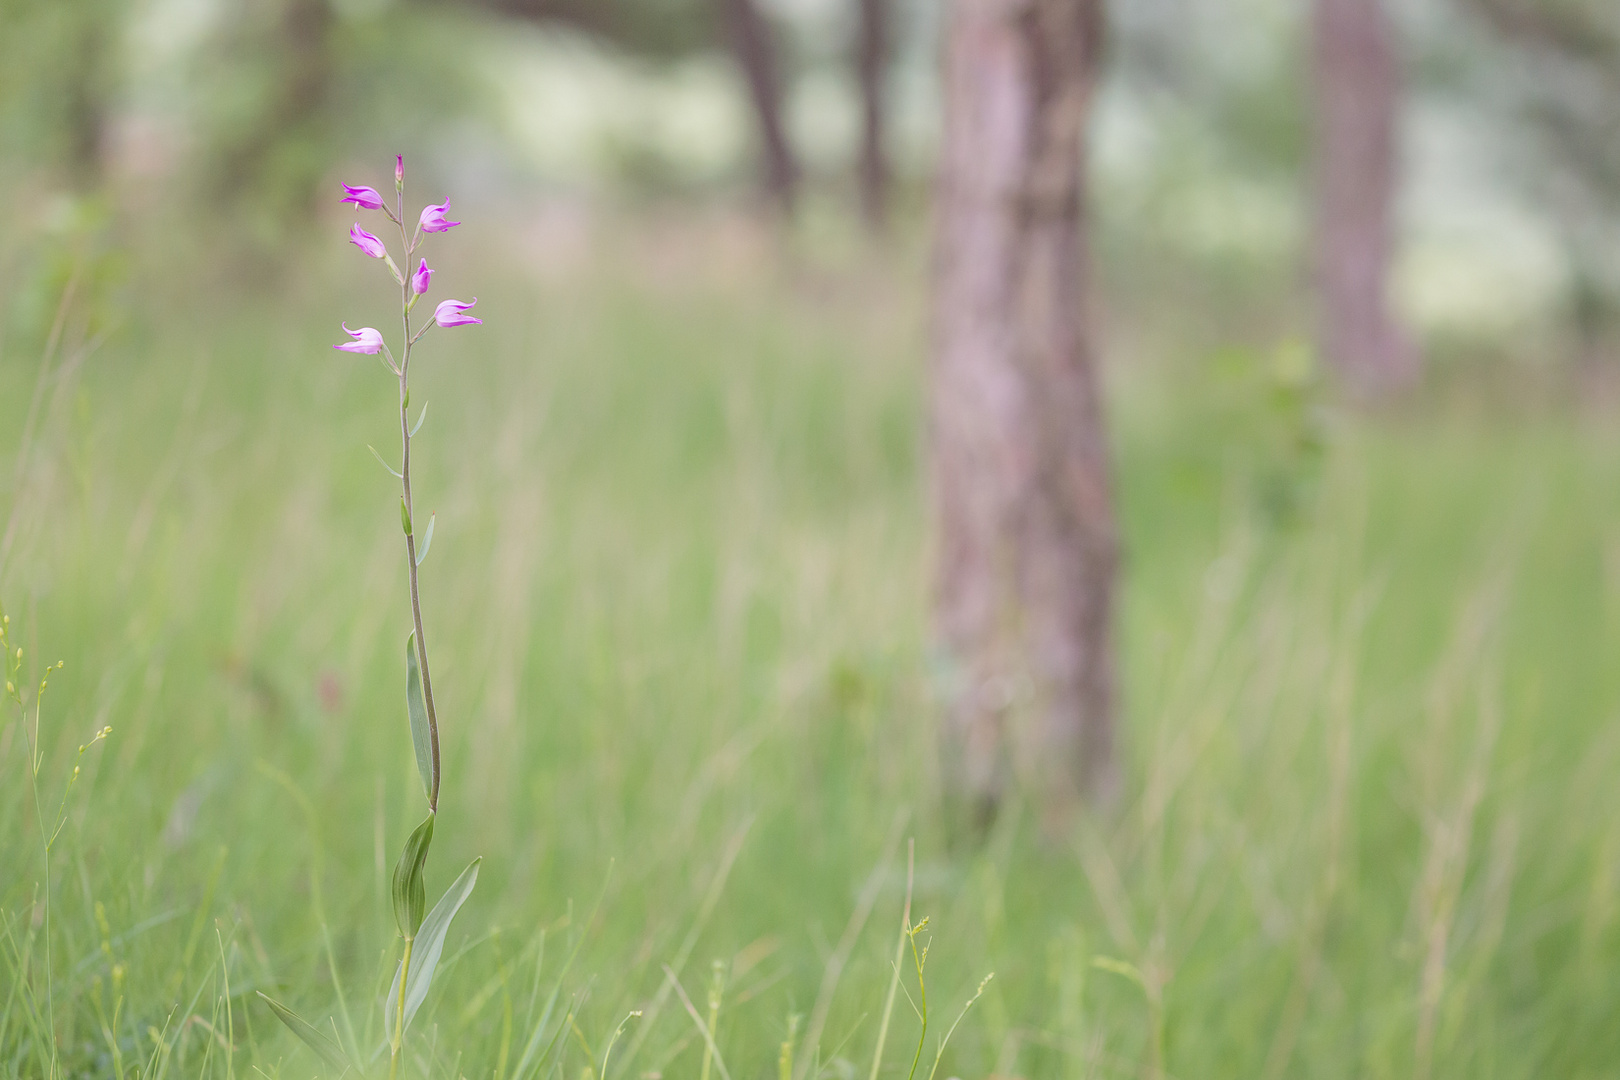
[5,1,1620,1078]
[10,0,1620,357]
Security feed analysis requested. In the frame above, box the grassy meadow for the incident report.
[3,204,1620,1080]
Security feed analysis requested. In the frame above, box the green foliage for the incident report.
[385,857,482,1040]
[5,194,127,358]
[391,812,436,940]
[414,515,435,567]
[5,226,1620,1080]
[0,0,123,188]
[187,0,486,243]
[1152,338,1330,530]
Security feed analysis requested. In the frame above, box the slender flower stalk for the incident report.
[318,155,482,1080]
[395,219,442,815]
[328,160,483,820]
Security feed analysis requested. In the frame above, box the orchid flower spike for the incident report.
[349,223,387,259]
[412,259,433,296]
[433,298,481,328]
[341,184,385,211]
[334,323,385,354]
[419,200,460,233]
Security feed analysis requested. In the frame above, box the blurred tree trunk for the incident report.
[855,0,890,228]
[932,0,1117,827]
[722,0,799,213]
[1312,0,1416,394]
[281,0,334,140]
[64,8,111,190]
[215,0,334,219]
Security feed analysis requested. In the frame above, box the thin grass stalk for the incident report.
[867,839,915,1080]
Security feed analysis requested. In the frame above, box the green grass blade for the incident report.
[256,991,357,1075]
[664,966,732,1080]
[924,974,991,1080]
[515,867,613,1080]
[867,841,915,1080]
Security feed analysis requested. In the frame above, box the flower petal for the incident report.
[349,223,387,259]
[333,323,385,354]
[433,298,481,328]
[340,184,385,211]
[418,200,460,233]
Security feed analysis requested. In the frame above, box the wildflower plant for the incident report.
[258,156,482,1080]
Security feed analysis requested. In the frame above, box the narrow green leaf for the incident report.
[257,991,357,1074]
[391,812,435,939]
[414,515,435,567]
[367,445,402,480]
[400,497,412,536]
[405,632,433,802]
[384,857,481,1039]
[410,401,430,437]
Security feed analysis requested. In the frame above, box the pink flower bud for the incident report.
[395,155,405,188]
[433,298,481,328]
[340,184,385,211]
[412,259,433,296]
[418,200,460,233]
[349,223,387,259]
[334,323,385,354]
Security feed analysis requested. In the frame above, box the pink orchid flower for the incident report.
[418,201,460,233]
[334,324,385,354]
[412,259,433,296]
[349,223,387,259]
[433,298,481,328]
[341,184,385,211]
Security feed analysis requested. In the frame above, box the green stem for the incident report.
[396,211,440,812]
[390,936,415,1080]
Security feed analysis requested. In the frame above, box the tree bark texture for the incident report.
[856,0,891,228]
[1312,0,1417,394]
[931,0,1117,825]
[722,0,800,213]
